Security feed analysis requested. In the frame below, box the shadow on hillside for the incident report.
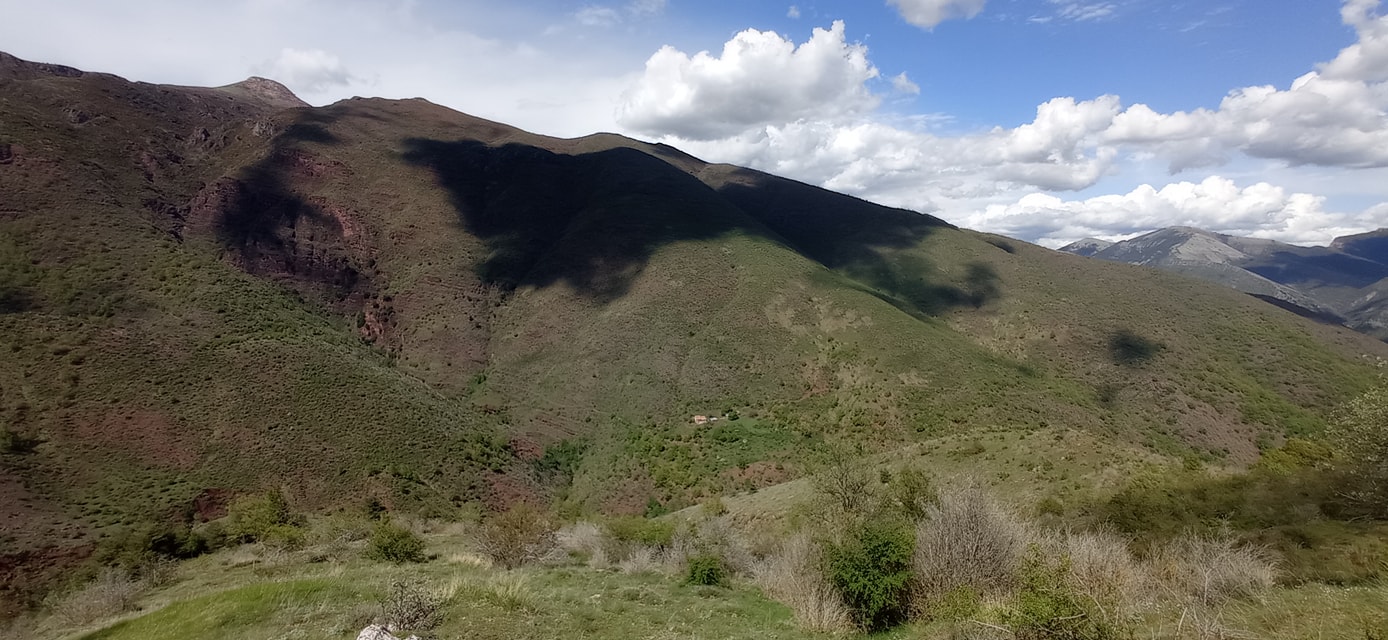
[401,138,997,315]
[713,168,999,316]
[210,108,363,295]
[401,139,749,301]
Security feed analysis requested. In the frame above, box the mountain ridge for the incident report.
[1061,227,1388,339]
[4,52,1388,612]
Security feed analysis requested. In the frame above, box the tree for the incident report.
[1329,381,1388,517]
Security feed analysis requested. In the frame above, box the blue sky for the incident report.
[2,0,1385,246]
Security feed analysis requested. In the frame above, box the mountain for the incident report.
[1062,226,1388,338]
[4,52,1388,610]
[1056,238,1111,257]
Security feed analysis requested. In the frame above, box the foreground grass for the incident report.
[39,532,823,640]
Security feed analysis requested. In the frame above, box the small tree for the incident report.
[476,503,556,569]
[1329,382,1388,517]
[813,443,874,515]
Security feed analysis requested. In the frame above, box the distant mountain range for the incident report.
[1061,227,1388,340]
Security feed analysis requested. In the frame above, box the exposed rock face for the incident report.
[223,76,310,110]
[1058,237,1112,257]
[356,624,420,640]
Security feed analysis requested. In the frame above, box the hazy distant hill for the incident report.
[1061,227,1388,339]
[4,52,1387,605]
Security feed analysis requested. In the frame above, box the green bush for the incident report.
[1003,548,1121,640]
[686,555,726,586]
[607,516,675,548]
[226,490,302,543]
[366,522,427,564]
[825,521,914,632]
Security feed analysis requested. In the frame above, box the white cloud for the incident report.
[891,72,920,94]
[576,5,622,26]
[788,5,801,19]
[257,48,355,93]
[968,176,1382,248]
[888,0,988,29]
[617,21,881,140]
[628,0,667,17]
[1048,0,1117,22]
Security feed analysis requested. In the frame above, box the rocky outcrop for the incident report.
[356,624,420,640]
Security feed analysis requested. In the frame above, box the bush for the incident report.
[477,504,556,570]
[606,516,674,548]
[1149,533,1277,606]
[367,521,427,564]
[1329,382,1388,517]
[1056,530,1149,626]
[879,466,937,521]
[686,555,726,586]
[226,489,301,543]
[752,533,852,633]
[49,568,143,625]
[826,521,915,632]
[913,482,1026,609]
[1003,547,1123,640]
[379,578,444,632]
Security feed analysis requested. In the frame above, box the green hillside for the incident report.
[3,52,1388,616]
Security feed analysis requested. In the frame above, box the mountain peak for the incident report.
[221,76,308,109]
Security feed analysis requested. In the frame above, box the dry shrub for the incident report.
[1150,533,1277,606]
[689,516,756,576]
[752,533,853,633]
[51,568,143,625]
[556,520,608,566]
[378,578,445,633]
[475,504,556,570]
[1056,530,1151,623]
[912,481,1028,611]
[618,545,662,574]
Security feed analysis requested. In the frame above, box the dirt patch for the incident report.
[74,409,199,470]
[0,544,93,618]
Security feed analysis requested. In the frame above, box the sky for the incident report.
[2,0,1387,248]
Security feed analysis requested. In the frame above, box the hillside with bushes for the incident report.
[2,52,1388,634]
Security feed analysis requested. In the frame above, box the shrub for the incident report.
[686,555,726,586]
[752,533,852,633]
[1003,547,1123,640]
[701,495,728,517]
[879,466,937,521]
[1057,530,1149,625]
[1329,382,1388,517]
[379,578,444,632]
[556,521,609,567]
[476,504,556,570]
[606,516,674,548]
[226,489,301,543]
[367,521,427,564]
[1149,533,1277,606]
[49,568,143,625]
[913,482,1026,610]
[826,521,915,632]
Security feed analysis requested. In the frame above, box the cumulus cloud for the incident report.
[617,21,881,140]
[966,177,1383,248]
[788,5,801,19]
[888,0,988,29]
[891,72,921,94]
[257,48,355,93]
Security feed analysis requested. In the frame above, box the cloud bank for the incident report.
[617,0,1388,246]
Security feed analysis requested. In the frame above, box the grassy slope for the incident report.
[4,55,1388,595]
